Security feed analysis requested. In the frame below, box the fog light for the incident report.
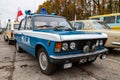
[92,45,97,51]
[83,45,89,53]
[96,40,99,46]
[100,40,103,46]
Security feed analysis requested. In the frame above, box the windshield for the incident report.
[93,21,111,30]
[14,24,19,29]
[34,16,72,30]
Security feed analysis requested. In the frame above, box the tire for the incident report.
[37,48,56,75]
[8,39,11,45]
[15,42,22,52]
[4,36,7,41]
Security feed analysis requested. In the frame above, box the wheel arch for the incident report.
[35,43,48,58]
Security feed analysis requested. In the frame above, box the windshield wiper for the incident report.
[54,26,65,30]
[54,26,72,31]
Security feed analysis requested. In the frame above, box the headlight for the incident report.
[62,43,68,51]
[96,40,99,46]
[100,40,103,46]
[70,42,76,50]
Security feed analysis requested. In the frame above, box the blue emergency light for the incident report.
[39,7,48,15]
[25,10,31,15]
[25,8,56,16]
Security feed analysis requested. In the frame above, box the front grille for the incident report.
[61,38,107,53]
[76,38,106,51]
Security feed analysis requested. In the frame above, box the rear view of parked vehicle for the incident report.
[3,21,19,44]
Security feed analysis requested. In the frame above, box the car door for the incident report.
[21,17,34,54]
[15,19,26,49]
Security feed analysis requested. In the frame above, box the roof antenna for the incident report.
[73,14,76,27]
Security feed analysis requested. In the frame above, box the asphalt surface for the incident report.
[0,34,120,80]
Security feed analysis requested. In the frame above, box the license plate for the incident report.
[63,63,72,69]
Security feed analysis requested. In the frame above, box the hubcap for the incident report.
[39,52,48,70]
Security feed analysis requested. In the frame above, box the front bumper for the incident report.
[111,42,120,46]
[50,48,108,63]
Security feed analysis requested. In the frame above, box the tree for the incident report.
[36,0,120,21]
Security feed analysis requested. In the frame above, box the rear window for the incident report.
[14,24,19,29]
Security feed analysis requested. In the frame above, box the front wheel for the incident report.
[38,48,56,75]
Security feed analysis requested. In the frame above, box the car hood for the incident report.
[33,30,108,41]
[15,30,107,42]
[82,29,120,37]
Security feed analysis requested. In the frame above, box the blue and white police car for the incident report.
[14,10,108,75]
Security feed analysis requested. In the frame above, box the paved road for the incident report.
[0,34,120,80]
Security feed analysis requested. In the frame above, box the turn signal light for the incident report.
[55,42,62,52]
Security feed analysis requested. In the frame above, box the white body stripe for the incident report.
[14,30,108,41]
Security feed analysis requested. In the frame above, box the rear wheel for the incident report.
[8,39,11,45]
[38,48,56,75]
[4,36,7,41]
[15,42,22,52]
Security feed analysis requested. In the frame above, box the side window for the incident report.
[104,16,115,23]
[116,15,120,23]
[74,22,84,30]
[19,19,25,30]
[25,18,32,30]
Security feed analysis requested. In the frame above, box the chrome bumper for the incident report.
[111,42,120,46]
[50,48,108,60]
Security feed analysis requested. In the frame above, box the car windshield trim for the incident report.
[33,16,73,31]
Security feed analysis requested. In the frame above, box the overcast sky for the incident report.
[0,0,46,27]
